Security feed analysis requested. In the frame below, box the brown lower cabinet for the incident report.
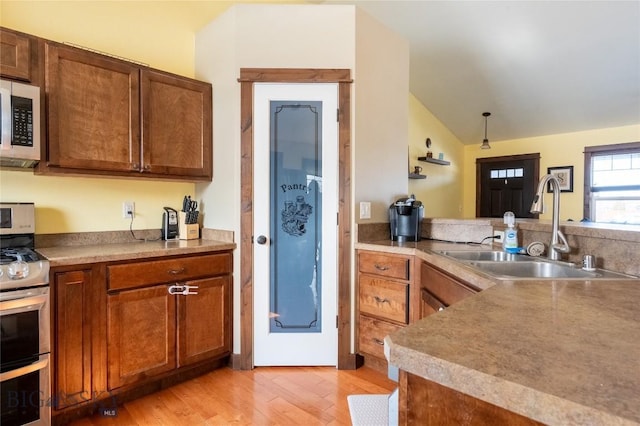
[53,268,96,410]
[51,251,232,423]
[356,251,481,370]
[420,260,478,318]
[399,370,543,425]
[107,275,231,390]
[356,250,414,372]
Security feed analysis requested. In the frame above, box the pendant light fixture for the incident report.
[481,112,491,150]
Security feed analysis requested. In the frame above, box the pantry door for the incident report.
[253,83,338,366]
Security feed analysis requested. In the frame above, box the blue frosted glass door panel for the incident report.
[269,101,322,333]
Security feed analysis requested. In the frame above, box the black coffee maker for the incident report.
[389,195,424,242]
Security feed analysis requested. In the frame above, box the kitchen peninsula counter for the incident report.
[37,237,235,266]
[356,239,640,425]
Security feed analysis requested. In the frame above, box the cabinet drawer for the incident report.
[358,252,410,280]
[108,253,231,291]
[358,315,403,360]
[359,275,409,324]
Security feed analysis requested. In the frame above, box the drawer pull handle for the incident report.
[168,268,186,275]
[374,296,390,304]
[374,264,389,271]
[373,338,385,346]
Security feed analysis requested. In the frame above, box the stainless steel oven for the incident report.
[0,203,50,426]
[1,287,50,426]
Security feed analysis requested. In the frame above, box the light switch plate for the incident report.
[359,202,371,219]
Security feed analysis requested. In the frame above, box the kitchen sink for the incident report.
[467,260,636,279]
[438,250,637,280]
[439,250,530,262]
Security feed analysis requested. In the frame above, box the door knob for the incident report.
[256,235,268,245]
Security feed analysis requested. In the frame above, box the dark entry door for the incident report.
[476,154,540,218]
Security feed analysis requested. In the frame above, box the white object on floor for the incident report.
[347,394,390,426]
[388,388,398,426]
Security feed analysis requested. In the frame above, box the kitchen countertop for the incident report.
[37,238,236,267]
[356,240,640,425]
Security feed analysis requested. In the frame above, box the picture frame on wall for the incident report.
[547,166,573,192]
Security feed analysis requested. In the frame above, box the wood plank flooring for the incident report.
[69,366,396,425]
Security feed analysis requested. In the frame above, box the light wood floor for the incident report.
[69,366,396,425]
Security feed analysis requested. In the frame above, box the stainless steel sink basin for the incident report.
[438,250,637,280]
[439,250,529,262]
[466,260,636,279]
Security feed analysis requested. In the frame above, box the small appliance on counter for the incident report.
[389,195,424,242]
[162,207,179,240]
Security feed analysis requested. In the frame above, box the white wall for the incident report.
[354,8,410,222]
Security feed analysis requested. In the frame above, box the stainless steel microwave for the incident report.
[0,79,41,168]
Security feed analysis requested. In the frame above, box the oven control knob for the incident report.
[8,260,29,280]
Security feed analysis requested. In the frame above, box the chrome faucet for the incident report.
[530,174,571,261]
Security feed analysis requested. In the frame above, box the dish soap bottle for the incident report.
[503,211,519,252]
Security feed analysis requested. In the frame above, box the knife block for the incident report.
[178,212,200,240]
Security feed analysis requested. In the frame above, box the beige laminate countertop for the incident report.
[356,240,640,425]
[37,238,236,267]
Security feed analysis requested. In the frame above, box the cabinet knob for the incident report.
[374,264,389,271]
[168,267,186,275]
[256,235,268,245]
[373,338,385,346]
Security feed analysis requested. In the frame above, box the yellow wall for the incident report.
[408,94,465,218]
[2,1,638,232]
[462,124,640,221]
[0,0,292,234]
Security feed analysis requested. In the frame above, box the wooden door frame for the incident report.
[475,153,540,217]
[238,68,355,370]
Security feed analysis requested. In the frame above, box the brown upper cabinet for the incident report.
[41,41,212,181]
[0,28,35,82]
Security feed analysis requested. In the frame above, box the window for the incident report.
[490,168,524,179]
[584,142,640,224]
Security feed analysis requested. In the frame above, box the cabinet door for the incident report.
[0,29,32,81]
[45,42,140,172]
[420,262,476,318]
[141,69,212,179]
[54,269,92,409]
[177,276,231,366]
[107,285,176,390]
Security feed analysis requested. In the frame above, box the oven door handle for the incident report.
[0,357,49,382]
[0,294,47,316]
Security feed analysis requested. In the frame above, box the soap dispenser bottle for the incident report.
[503,211,519,252]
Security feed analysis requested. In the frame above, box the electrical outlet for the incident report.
[123,201,135,219]
[359,202,371,219]
[493,230,504,243]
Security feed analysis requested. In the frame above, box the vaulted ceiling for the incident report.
[327,1,640,145]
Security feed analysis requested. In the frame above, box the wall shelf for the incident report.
[418,156,450,166]
[409,173,427,180]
